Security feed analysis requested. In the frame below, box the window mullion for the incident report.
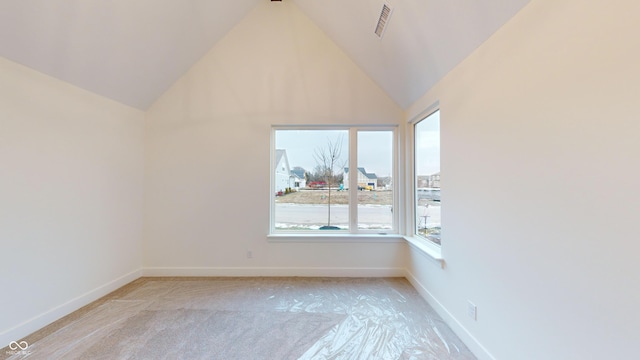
[349,128,358,232]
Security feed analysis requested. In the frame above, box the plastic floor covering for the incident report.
[3,277,476,360]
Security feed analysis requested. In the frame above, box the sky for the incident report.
[275,121,440,178]
[275,130,393,177]
[415,110,441,176]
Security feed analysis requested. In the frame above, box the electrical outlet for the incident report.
[246,250,253,259]
[467,301,477,321]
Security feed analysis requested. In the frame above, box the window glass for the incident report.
[356,131,393,231]
[274,129,349,231]
[415,111,441,244]
[273,127,396,234]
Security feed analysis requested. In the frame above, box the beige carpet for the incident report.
[3,277,476,360]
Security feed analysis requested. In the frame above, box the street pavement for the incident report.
[275,204,440,229]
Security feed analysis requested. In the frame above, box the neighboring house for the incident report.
[428,172,440,188]
[417,172,440,189]
[343,167,377,190]
[290,167,306,189]
[377,176,392,190]
[274,149,292,194]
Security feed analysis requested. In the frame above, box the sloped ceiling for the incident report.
[0,0,531,110]
[0,0,260,109]
[294,0,532,108]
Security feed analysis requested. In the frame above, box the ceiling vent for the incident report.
[374,2,393,39]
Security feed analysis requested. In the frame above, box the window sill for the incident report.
[267,233,404,243]
[403,236,444,264]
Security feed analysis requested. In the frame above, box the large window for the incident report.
[414,110,441,244]
[272,127,396,234]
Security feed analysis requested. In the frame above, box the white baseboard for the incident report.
[143,266,406,278]
[404,269,497,360]
[0,268,143,348]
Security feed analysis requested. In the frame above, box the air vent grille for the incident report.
[374,3,393,39]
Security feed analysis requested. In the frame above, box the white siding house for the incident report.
[343,167,377,190]
[274,149,292,194]
[290,167,306,189]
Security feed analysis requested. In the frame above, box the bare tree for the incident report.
[313,136,346,229]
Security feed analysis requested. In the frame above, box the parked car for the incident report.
[307,181,327,189]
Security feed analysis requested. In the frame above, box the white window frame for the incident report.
[410,103,441,247]
[270,125,399,236]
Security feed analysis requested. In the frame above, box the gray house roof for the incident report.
[344,167,377,180]
[291,168,306,180]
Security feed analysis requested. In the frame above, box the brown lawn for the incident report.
[275,189,392,205]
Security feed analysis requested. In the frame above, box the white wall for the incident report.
[405,0,640,359]
[0,57,145,346]
[143,1,405,275]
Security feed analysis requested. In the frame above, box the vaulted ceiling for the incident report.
[0,0,531,110]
